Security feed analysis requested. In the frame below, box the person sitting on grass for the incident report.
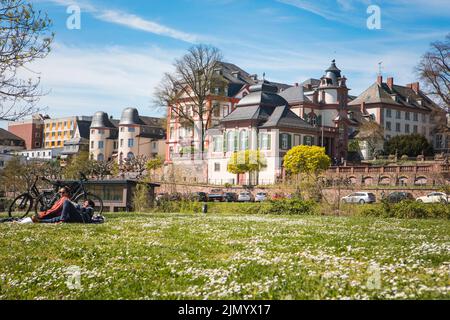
[32,199,95,224]
[36,187,71,221]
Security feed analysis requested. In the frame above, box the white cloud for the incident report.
[40,0,200,43]
[27,43,181,118]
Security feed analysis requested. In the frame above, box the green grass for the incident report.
[0,213,449,300]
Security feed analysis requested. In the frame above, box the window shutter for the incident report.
[223,132,227,152]
[279,134,283,150]
[317,115,322,126]
[311,136,315,146]
[234,132,238,152]
[288,134,292,149]
[303,136,308,145]
[267,134,271,150]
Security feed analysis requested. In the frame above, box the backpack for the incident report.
[90,215,105,224]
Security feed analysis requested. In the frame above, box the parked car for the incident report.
[156,193,170,203]
[385,192,414,203]
[238,192,254,202]
[208,189,224,202]
[255,192,268,202]
[224,192,238,202]
[341,192,376,204]
[169,193,183,201]
[190,192,208,202]
[416,192,449,204]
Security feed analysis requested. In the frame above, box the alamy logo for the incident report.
[367,5,382,30]
[366,263,382,290]
[66,5,81,30]
[66,266,82,290]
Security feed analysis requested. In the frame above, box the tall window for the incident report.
[261,133,271,150]
[281,133,291,150]
[98,141,104,149]
[386,122,392,131]
[227,131,234,152]
[413,113,419,121]
[128,139,134,148]
[98,154,104,161]
[405,112,410,120]
[386,109,392,118]
[405,124,410,133]
[127,152,135,159]
[240,130,249,150]
[213,137,223,152]
[396,110,401,119]
[307,113,317,126]
[396,123,401,132]
[91,141,94,149]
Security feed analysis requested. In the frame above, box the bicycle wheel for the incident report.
[74,193,104,215]
[34,192,59,216]
[8,194,33,219]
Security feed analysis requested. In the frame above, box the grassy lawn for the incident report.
[0,213,449,300]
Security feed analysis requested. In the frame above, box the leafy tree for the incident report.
[63,151,92,180]
[284,146,331,176]
[284,146,331,203]
[120,155,149,180]
[0,156,27,194]
[227,150,266,184]
[0,0,54,120]
[146,156,164,181]
[384,134,434,157]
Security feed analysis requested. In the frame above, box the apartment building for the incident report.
[44,116,92,149]
[8,114,48,150]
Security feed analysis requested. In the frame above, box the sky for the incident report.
[5,0,449,124]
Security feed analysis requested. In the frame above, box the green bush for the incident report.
[256,199,318,216]
[361,201,450,219]
[152,199,318,216]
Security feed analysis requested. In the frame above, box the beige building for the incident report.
[90,108,166,163]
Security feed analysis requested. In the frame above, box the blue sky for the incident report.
[13,0,450,122]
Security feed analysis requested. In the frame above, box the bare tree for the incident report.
[357,120,385,159]
[0,0,53,121]
[417,34,450,110]
[120,155,149,180]
[154,44,225,159]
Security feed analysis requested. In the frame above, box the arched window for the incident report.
[97,154,104,162]
[307,113,317,126]
[240,130,249,150]
[127,152,135,160]
[227,131,234,152]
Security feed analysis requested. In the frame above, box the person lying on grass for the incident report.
[33,196,95,224]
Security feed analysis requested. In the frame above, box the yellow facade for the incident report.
[44,117,77,149]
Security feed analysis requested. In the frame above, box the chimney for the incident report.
[361,102,367,114]
[295,83,299,87]
[377,75,383,85]
[408,82,420,94]
[387,77,394,90]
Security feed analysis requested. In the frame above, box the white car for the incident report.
[255,193,268,202]
[416,192,449,204]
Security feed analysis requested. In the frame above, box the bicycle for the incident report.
[8,177,50,219]
[34,173,104,215]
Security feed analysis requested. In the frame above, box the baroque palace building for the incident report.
[163,60,447,185]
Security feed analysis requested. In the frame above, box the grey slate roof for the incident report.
[91,112,118,129]
[234,81,288,108]
[260,105,316,130]
[349,81,437,112]
[279,86,306,104]
[220,80,316,132]
[77,120,92,140]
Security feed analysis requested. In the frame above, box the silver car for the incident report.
[342,192,376,204]
[238,192,254,202]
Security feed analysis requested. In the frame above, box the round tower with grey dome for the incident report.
[89,111,119,162]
